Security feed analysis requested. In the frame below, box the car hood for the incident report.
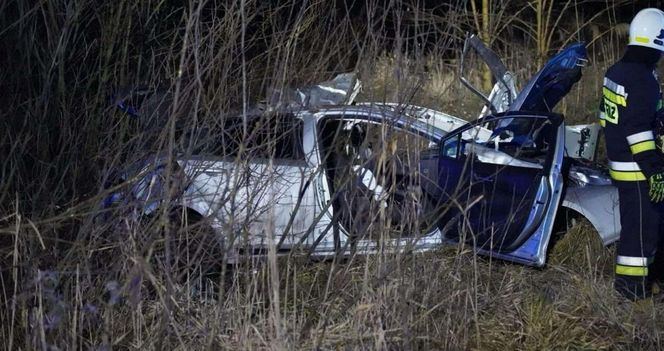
[510,43,587,112]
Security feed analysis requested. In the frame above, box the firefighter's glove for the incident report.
[655,116,664,152]
[649,172,664,203]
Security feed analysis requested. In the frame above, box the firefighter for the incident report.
[600,8,664,300]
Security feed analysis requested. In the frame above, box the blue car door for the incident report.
[432,42,587,266]
[435,112,565,266]
[509,42,587,112]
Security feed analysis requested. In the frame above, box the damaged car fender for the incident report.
[561,185,621,245]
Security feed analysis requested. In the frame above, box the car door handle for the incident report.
[472,174,494,182]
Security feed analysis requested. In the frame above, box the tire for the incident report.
[154,208,225,297]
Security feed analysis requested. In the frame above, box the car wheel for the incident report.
[153,208,225,298]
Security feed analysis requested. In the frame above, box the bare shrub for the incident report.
[3,1,664,350]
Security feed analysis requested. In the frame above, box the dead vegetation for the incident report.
[2,0,664,350]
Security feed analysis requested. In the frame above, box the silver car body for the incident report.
[114,37,621,267]
[121,102,617,267]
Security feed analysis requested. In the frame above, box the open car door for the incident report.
[509,43,586,112]
[436,112,565,266]
[459,33,586,116]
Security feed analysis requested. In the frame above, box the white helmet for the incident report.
[629,8,664,51]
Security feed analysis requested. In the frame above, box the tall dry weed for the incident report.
[2,1,664,350]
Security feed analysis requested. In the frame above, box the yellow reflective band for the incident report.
[603,87,627,107]
[600,119,606,127]
[635,36,650,44]
[616,264,649,276]
[630,140,657,154]
[609,170,647,181]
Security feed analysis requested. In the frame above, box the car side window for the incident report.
[442,116,551,167]
[195,115,304,161]
[442,134,464,159]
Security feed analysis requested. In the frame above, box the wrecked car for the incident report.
[103,35,619,268]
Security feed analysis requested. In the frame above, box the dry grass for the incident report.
[2,1,664,350]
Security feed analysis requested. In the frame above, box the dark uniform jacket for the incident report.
[600,50,664,182]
